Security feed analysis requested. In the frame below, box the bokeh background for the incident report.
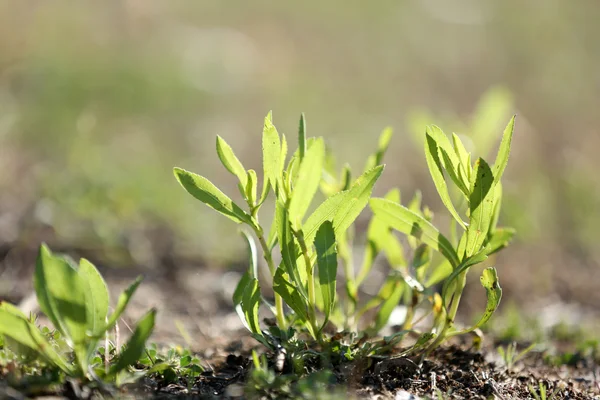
[1,1,599,340]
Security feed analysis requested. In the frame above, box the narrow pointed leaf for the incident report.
[275,201,307,299]
[492,116,515,186]
[110,309,156,375]
[364,127,393,171]
[373,278,404,333]
[314,221,337,322]
[304,165,384,244]
[105,276,143,332]
[288,138,325,228]
[466,158,495,257]
[216,135,247,187]
[245,169,258,206]
[452,133,472,184]
[241,278,262,336]
[273,269,309,323]
[298,113,306,161]
[174,168,252,225]
[370,198,459,268]
[262,111,282,194]
[425,132,466,228]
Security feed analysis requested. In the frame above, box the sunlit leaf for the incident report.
[110,309,156,376]
[314,221,337,323]
[288,138,325,228]
[369,198,459,267]
[466,158,495,257]
[174,168,252,225]
[304,165,384,244]
[216,135,247,188]
[492,116,516,186]
[241,278,262,336]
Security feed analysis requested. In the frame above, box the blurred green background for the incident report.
[0,1,599,306]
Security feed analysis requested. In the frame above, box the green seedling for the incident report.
[175,112,387,343]
[175,112,515,357]
[529,381,559,400]
[497,342,536,372]
[369,117,515,355]
[0,244,155,385]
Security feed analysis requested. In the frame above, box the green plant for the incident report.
[138,344,203,389]
[497,342,536,372]
[369,117,515,355]
[174,112,388,344]
[529,381,559,400]
[174,112,515,356]
[0,244,155,386]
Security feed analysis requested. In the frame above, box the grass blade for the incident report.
[369,198,459,268]
[174,167,252,225]
[314,221,337,323]
[110,308,156,376]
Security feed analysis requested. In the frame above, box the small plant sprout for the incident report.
[0,244,155,385]
[497,341,536,373]
[529,381,559,400]
[174,112,516,356]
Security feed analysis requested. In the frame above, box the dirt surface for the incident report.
[1,241,599,399]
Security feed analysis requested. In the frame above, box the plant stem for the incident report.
[293,229,321,342]
[256,230,286,330]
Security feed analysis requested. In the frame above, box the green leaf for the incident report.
[441,249,489,304]
[452,133,472,184]
[314,221,337,322]
[34,245,87,366]
[174,167,252,225]
[373,278,404,333]
[262,111,282,195]
[492,116,516,186]
[245,169,258,207]
[288,138,325,228]
[273,269,312,335]
[216,135,247,188]
[0,303,73,374]
[364,127,393,171]
[241,278,262,336]
[298,113,307,161]
[110,309,156,376]
[357,189,404,284]
[304,165,384,244]
[105,276,143,332]
[424,132,467,228]
[369,199,459,268]
[78,258,109,337]
[469,268,502,331]
[275,201,308,299]
[485,227,516,256]
[466,158,495,257]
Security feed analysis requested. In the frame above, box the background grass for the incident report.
[0,2,598,309]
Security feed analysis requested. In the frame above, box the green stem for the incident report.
[294,229,321,342]
[256,230,286,330]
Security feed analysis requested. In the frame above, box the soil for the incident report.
[0,241,599,399]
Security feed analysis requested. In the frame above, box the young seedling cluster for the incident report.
[0,245,155,386]
[174,112,516,357]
